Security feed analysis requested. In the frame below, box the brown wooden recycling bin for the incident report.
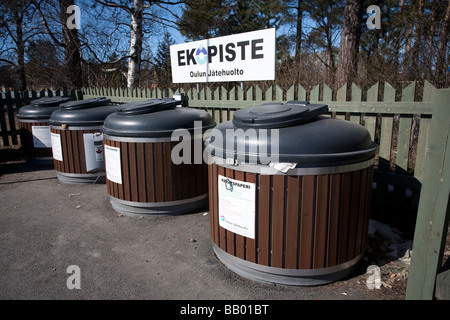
[17,97,70,165]
[205,101,377,286]
[49,97,118,184]
[101,99,216,216]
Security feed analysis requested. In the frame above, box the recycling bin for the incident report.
[17,96,70,165]
[205,101,377,286]
[101,99,216,216]
[49,97,119,184]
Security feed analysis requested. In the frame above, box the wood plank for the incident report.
[218,166,227,252]
[77,130,87,173]
[121,142,131,201]
[64,130,73,173]
[414,116,431,181]
[297,85,306,101]
[356,167,369,254]
[285,176,300,269]
[225,167,235,256]
[310,85,319,102]
[258,174,271,266]
[271,175,285,268]
[406,88,450,300]
[154,143,164,202]
[137,143,147,202]
[208,164,216,244]
[245,172,257,263]
[212,164,220,246]
[112,140,119,198]
[379,115,393,166]
[327,173,341,267]
[347,170,361,260]
[286,85,295,101]
[338,172,352,264]
[313,174,329,268]
[366,82,379,102]
[299,175,314,269]
[129,142,138,202]
[322,84,332,102]
[396,115,413,173]
[145,143,155,202]
[163,142,172,201]
[234,170,246,260]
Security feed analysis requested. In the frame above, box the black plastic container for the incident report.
[17,96,70,165]
[49,97,119,184]
[101,98,216,216]
[205,101,377,286]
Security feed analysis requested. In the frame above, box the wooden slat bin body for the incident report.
[205,101,377,286]
[208,161,374,286]
[104,136,209,216]
[50,125,105,183]
[19,120,53,165]
[101,99,216,217]
[49,97,118,184]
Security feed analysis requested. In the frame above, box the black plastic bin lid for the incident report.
[101,99,216,138]
[49,97,119,126]
[17,96,71,120]
[59,97,111,110]
[115,98,180,115]
[206,101,377,167]
[232,101,327,129]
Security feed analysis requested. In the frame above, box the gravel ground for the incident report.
[0,160,413,302]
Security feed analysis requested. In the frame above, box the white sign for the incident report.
[83,133,104,173]
[170,28,276,83]
[51,133,63,161]
[32,126,52,148]
[218,174,255,239]
[104,145,122,184]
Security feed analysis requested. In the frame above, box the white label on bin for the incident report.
[32,126,52,148]
[51,133,63,161]
[105,145,122,184]
[83,133,104,173]
[218,174,255,239]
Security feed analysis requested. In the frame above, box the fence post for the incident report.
[406,88,450,300]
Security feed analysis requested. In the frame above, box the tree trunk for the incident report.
[334,0,362,94]
[294,0,303,63]
[15,12,27,91]
[127,0,144,90]
[59,0,83,88]
[435,1,450,88]
[410,0,425,80]
[294,0,303,84]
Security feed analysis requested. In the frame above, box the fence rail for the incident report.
[0,82,436,185]
[82,81,436,185]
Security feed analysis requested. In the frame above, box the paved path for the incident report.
[0,165,404,301]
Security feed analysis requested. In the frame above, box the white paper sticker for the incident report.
[218,174,255,239]
[83,133,104,173]
[32,126,52,148]
[51,133,63,161]
[104,145,122,184]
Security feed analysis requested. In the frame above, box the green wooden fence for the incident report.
[1,82,448,299]
[82,81,435,186]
